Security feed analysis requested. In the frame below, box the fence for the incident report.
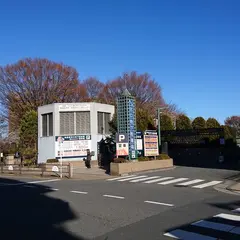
[0,163,73,178]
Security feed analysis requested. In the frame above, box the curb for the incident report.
[214,180,240,196]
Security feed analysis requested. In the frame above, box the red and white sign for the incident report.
[116,143,129,156]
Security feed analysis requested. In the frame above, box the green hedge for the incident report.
[46,158,59,163]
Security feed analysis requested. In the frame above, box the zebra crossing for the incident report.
[107,175,223,189]
[164,208,240,239]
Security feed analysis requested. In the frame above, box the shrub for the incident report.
[156,154,171,160]
[138,156,150,161]
[113,158,128,163]
[23,159,36,166]
[46,158,59,163]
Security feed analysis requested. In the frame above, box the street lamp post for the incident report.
[157,107,166,154]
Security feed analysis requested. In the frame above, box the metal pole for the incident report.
[60,142,63,178]
[158,108,161,154]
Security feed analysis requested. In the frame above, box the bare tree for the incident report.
[0,58,85,129]
[82,77,104,100]
[99,71,166,114]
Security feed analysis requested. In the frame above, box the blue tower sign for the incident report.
[117,89,137,160]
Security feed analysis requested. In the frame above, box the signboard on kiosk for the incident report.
[55,135,91,158]
[144,130,159,157]
[116,133,129,156]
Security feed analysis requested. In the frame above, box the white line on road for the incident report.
[27,179,61,184]
[158,178,189,185]
[192,181,223,189]
[70,191,88,194]
[0,179,60,186]
[176,179,205,186]
[23,185,36,188]
[50,188,59,191]
[107,175,136,181]
[192,219,235,232]
[118,175,148,182]
[130,176,159,183]
[144,177,174,184]
[233,208,240,213]
[164,229,215,239]
[103,194,125,199]
[144,201,174,207]
[231,227,240,235]
[215,213,240,221]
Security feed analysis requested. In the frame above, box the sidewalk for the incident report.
[72,166,112,180]
[225,172,240,194]
[228,182,240,192]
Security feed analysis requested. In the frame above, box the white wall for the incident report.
[38,137,55,163]
[38,102,115,163]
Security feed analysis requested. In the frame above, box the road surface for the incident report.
[0,166,239,239]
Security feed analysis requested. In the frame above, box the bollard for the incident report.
[68,163,73,178]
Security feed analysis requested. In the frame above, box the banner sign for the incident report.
[144,130,159,156]
[116,133,129,156]
[136,131,143,157]
[55,135,91,158]
[128,99,137,159]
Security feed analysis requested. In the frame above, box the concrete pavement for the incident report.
[0,166,239,239]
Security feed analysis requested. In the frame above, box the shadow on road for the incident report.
[208,200,240,212]
[0,177,85,240]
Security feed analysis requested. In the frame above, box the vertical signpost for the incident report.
[136,131,143,157]
[57,136,64,178]
[117,89,137,160]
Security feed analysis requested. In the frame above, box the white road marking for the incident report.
[0,179,60,186]
[163,230,216,239]
[50,188,59,191]
[230,227,240,234]
[107,175,136,181]
[130,176,159,183]
[23,185,36,188]
[27,179,61,184]
[144,201,174,207]
[233,208,240,213]
[70,191,88,194]
[103,194,125,199]
[158,178,188,185]
[118,175,148,182]
[215,213,240,221]
[176,179,205,186]
[192,220,235,232]
[144,177,174,184]
[192,181,223,189]
[0,182,23,186]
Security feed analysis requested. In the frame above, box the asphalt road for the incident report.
[0,166,239,240]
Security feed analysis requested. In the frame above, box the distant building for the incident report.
[38,102,114,163]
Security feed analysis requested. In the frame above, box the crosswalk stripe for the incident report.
[233,208,240,213]
[144,177,174,183]
[231,227,240,234]
[215,213,240,221]
[107,175,136,181]
[176,179,205,186]
[158,178,189,185]
[192,181,222,189]
[163,229,216,239]
[130,176,159,183]
[118,175,148,182]
[192,220,235,232]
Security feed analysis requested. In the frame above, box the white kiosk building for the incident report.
[38,102,115,163]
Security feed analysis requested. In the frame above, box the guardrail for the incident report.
[0,163,73,178]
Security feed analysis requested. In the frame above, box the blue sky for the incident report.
[0,0,239,123]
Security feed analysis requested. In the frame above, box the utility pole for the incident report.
[157,107,166,154]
